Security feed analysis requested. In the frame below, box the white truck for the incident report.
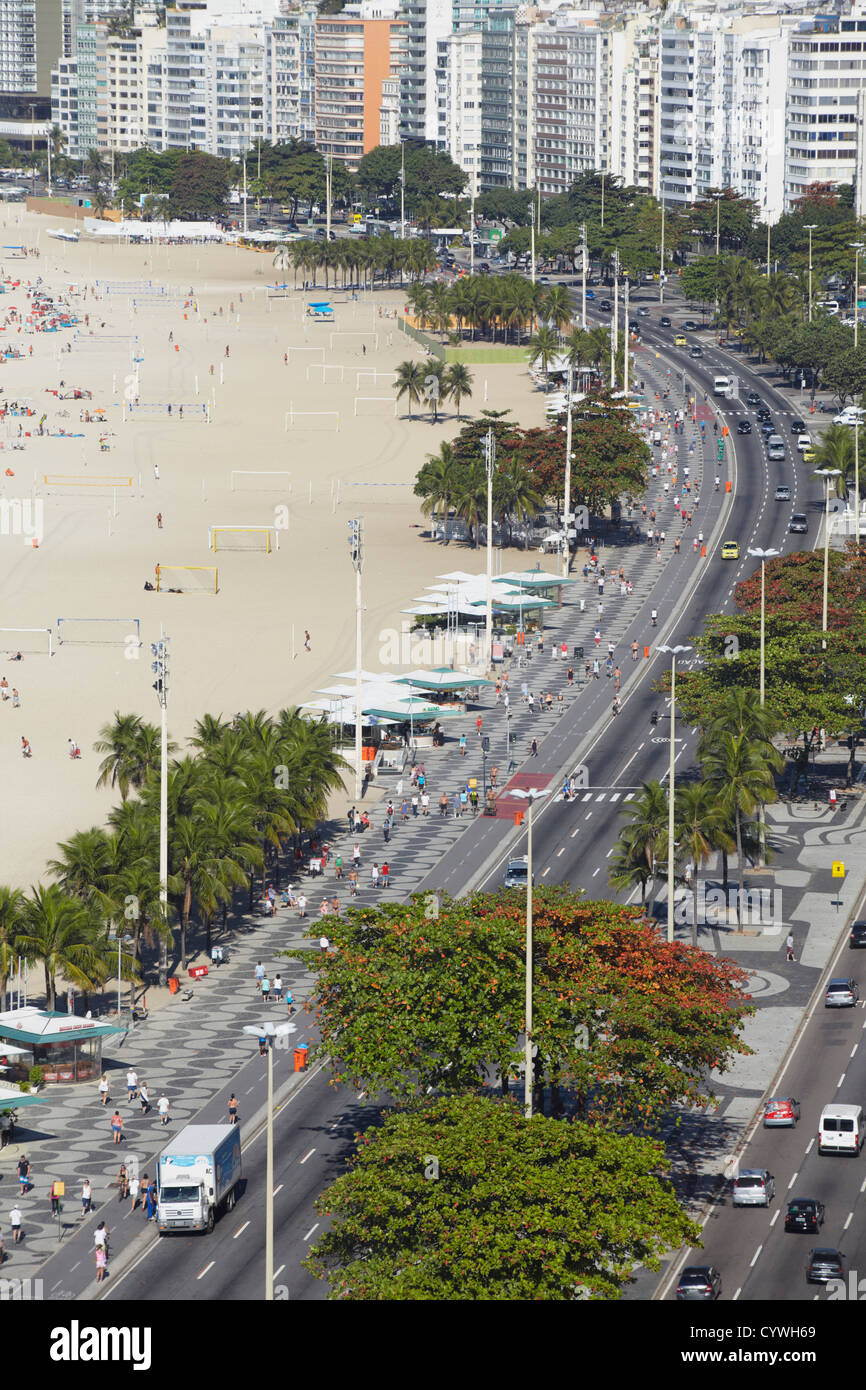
[713,374,734,398]
[157,1124,242,1235]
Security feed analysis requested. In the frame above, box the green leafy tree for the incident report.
[306,1093,701,1300]
[16,885,130,1010]
[169,153,230,220]
[0,886,24,1011]
[394,359,427,419]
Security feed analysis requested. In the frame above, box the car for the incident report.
[504,857,533,889]
[689,346,704,358]
[756,406,771,421]
[538,275,551,285]
[659,315,671,327]
[628,320,639,332]
[790,513,808,533]
[746,391,762,407]
[774,485,792,501]
[478,263,491,274]
[682,319,699,331]
[806,1248,844,1284]
[585,289,595,300]
[737,419,752,435]
[834,407,866,426]
[803,448,816,463]
[721,541,740,560]
[674,335,687,347]
[598,298,611,310]
[732,1168,775,1207]
[797,434,812,452]
[791,418,807,433]
[760,420,776,436]
[850,921,866,948]
[676,1266,722,1300]
[637,306,650,317]
[763,1096,801,1127]
[785,1199,824,1233]
[825,977,859,1007]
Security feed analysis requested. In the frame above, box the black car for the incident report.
[737,420,752,435]
[746,391,762,407]
[785,1199,825,1234]
[806,1248,844,1284]
[756,406,771,421]
[850,920,866,947]
[676,1266,722,1300]
[628,320,639,332]
[791,418,807,433]
[689,346,704,358]
[599,299,612,311]
[659,316,671,327]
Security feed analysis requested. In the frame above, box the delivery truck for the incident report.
[157,1124,242,1234]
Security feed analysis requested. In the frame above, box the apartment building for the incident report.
[785,10,866,209]
[264,2,317,145]
[608,13,658,192]
[315,2,405,167]
[399,0,450,142]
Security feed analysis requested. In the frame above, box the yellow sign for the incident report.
[53,1181,66,1196]
[832,861,846,878]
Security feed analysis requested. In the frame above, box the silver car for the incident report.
[732,1168,775,1207]
[504,858,532,889]
[825,977,859,1007]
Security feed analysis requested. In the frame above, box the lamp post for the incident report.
[623,272,630,396]
[561,373,574,579]
[325,153,333,247]
[766,220,771,281]
[747,548,779,707]
[348,519,364,798]
[580,221,587,329]
[610,248,620,389]
[482,430,495,670]
[510,787,550,1117]
[659,189,666,306]
[400,143,405,243]
[712,192,724,319]
[600,170,605,228]
[804,224,817,323]
[814,468,841,649]
[243,1020,296,1300]
[151,631,170,987]
[529,201,536,287]
[658,644,691,944]
[851,242,864,347]
[857,421,862,548]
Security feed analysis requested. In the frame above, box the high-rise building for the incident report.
[265,2,317,145]
[0,0,63,152]
[315,1,405,167]
[399,0,450,143]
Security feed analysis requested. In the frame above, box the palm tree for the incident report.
[493,456,543,543]
[168,813,232,969]
[700,733,782,930]
[17,885,124,1010]
[84,149,106,199]
[407,283,432,327]
[542,284,573,332]
[48,124,67,160]
[94,712,175,800]
[616,779,669,912]
[526,325,560,388]
[0,886,24,1011]
[424,359,446,421]
[47,827,114,903]
[445,362,473,419]
[811,423,859,498]
[394,359,427,419]
[419,441,461,539]
[675,782,733,947]
[608,831,654,906]
[452,458,489,548]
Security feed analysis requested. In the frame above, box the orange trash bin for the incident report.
[168,977,179,995]
[293,1046,309,1072]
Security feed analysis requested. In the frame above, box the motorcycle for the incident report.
[650,710,659,726]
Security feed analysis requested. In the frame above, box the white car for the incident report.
[834,407,866,426]
[797,434,812,452]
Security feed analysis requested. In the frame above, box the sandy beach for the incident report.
[0,211,551,890]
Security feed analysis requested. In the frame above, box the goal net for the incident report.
[42,474,133,490]
[353,396,397,417]
[56,618,140,647]
[209,527,278,553]
[155,565,219,594]
[0,627,53,656]
[284,407,340,432]
[230,471,291,493]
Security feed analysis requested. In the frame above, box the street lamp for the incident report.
[348,519,364,798]
[482,430,496,669]
[528,202,536,287]
[850,242,864,347]
[561,376,575,579]
[658,644,692,944]
[151,632,170,988]
[747,548,779,707]
[804,225,818,323]
[713,191,724,260]
[814,468,842,649]
[610,247,620,389]
[659,188,666,306]
[243,1020,296,1300]
[510,787,550,1118]
[580,221,587,329]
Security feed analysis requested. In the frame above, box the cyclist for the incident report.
[715,476,720,491]
[651,609,657,627]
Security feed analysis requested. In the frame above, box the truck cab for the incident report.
[158,1124,242,1234]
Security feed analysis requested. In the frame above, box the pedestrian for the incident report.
[335,851,344,877]
[156,512,162,529]
[319,935,330,954]
[129,1174,140,1212]
[9,1206,21,1243]
[460,733,467,757]
[348,868,358,895]
[117,1163,129,1201]
[110,1110,123,1145]
[94,1221,109,1258]
[261,975,270,1003]
[371,863,380,888]
[476,715,483,737]
[153,462,159,482]
[530,737,538,757]
[145,1180,158,1222]
[98,1072,110,1106]
[297,892,307,918]
[273,974,283,1003]
[421,791,430,815]
[139,1082,150,1115]
[50,1180,62,1216]
[228,1093,239,1125]
[412,793,419,817]
[567,666,574,686]
[352,842,361,868]
[348,806,356,832]
[158,1093,170,1126]
[304,629,311,652]
[786,932,795,962]
[381,861,390,888]
[594,628,601,648]
[126,1068,138,1102]
[16,1155,29,1194]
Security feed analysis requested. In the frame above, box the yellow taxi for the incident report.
[721,540,740,560]
[803,448,816,464]
[674,335,687,347]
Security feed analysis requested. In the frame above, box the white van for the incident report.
[714,375,733,398]
[816,300,840,314]
[818,1103,865,1155]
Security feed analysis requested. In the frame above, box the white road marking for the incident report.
[609,793,620,802]
[556,848,564,857]
[624,792,634,802]
[570,828,579,838]
[304,1222,319,1241]
[300,1148,316,1164]
[852,1045,859,1059]
[541,867,551,877]
[233,1222,250,1239]
[584,811,593,820]
[272,1184,283,1197]
[733,1287,742,1301]
[197,1261,215,1280]
[750,1245,763,1267]
[582,793,592,802]
[838,1073,846,1089]
[787,1171,799,1190]
[805,1138,815,1155]
[845,1212,854,1230]
[860,1175,866,1194]
[770,1210,779,1227]
[274,1264,285,1280]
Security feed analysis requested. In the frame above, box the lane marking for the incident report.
[609,792,620,802]
[805,1138,815,1155]
[787,1171,799,1190]
[592,867,600,877]
[852,1045,859,1059]
[272,1184,283,1197]
[750,1244,763,1267]
[584,811,593,820]
[541,867,551,877]
[770,1210,779,1227]
[233,1221,250,1239]
[556,848,564,857]
[570,828,579,838]
[845,1212,854,1230]
[274,1264,285,1280]
[733,1287,741,1301]
[304,1222,319,1241]
[300,1148,316,1164]
[838,1073,846,1089]
[197,1261,215,1280]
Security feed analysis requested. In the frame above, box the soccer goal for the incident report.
[353,396,397,417]
[155,566,219,594]
[356,370,397,389]
[230,470,291,493]
[209,526,279,553]
[284,405,340,432]
[0,627,53,656]
[42,474,133,490]
[306,363,345,384]
[286,346,325,363]
[56,618,140,647]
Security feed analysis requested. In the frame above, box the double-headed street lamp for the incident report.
[482,429,496,670]
[510,786,550,1118]
[747,548,779,707]
[804,224,818,323]
[814,468,842,649]
[851,242,864,348]
[658,644,692,944]
[151,632,170,988]
[243,1019,296,1300]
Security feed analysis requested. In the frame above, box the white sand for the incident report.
[0,212,551,889]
